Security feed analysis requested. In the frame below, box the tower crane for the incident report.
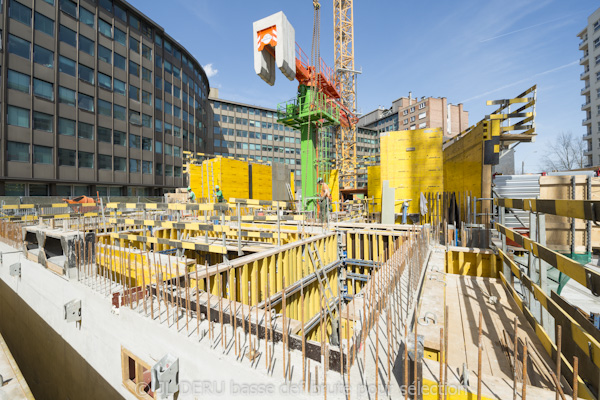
[253,1,357,213]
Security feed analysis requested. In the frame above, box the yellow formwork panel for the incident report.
[329,169,339,212]
[380,128,443,215]
[367,165,381,213]
[251,163,272,200]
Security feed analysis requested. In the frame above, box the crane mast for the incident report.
[334,0,358,190]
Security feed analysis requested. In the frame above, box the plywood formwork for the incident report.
[539,175,600,252]
[367,165,381,213]
[250,163,272,200]
[376,128,443,215]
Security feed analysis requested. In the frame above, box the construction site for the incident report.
[0,1,599,400]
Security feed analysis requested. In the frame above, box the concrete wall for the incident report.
[0,241,289,400]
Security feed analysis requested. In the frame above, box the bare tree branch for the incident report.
[541,131,586,171]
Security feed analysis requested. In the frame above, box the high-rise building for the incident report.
[358,93,468,139]
[578,6,600,167]
[0,0,211,196]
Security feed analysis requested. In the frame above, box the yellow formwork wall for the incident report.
[445,248,498,278]
[329,169,339,212]
[367,165,381,213]
[380,128,443,215]
[189,157,250,201]
[251,163,272,200]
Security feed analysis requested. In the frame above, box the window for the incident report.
[418,112,426,120]
[59,25,77,47]
[59,0,77,18]
[155,141,163,154]
[142,137,152,151]
[114,156,126,171]
[114,104,126,120]
[97,99,111,116]
[142,67,152,82]
[99,0,112,12]
[7,106,29,128]
[58,117,75,136]
[173,66,181,80]
[155,119,162,131]
[173,86,181,99]
[129,14,140,30]
[419,102,426,109]
[129,36,139,53]
[155,55,162,69]
[142,44,152,61]
[142,90,151,105]
[8,34,31,59]
[142,114,152,128]
[174,166,182,177]
[164,41,172,54]
[174,106,181,118]
[34,145,53,164]
[59,56,76,76]
[155,98,162,111]
[78,151,94,168]
[34,45,54,68]
[164,60,172,74]
[142,161,152,174]
[129,110,141,125]
[98,72,112,90]
[155,35,163,47]
[165,143,172,155]
[10,0,32,26]
[129,84,139,101]
[79,64,94,84]
[98,127,111,143]
[33,79,53,100]
[174,146,181,157]
[129,61,140,77]
[79,7,94,28]
[114,27,126,46]
[156,163,163,174]
[79,35,94,56]
[34,12,54,36]
[155,76,162,90]
[98,19,112,38]
[78,93,94,111]
[165,102,172,115]
[58,148,76,166]
[98,154,112,170]
[114,4,126,22]
[410,116,415,122]
[114,130,126,146]
[7,70,30,93]
[7,142,29,162]
[164,81,172,94]
[129,134,140,149]
[33,112,53,132]
[114,53,126,70]
[78,121,94,140]
[59,86,76,106]
[114,79,126,96]
[96,46,112,65]
[165,165,173,176]
[129,159,141,172]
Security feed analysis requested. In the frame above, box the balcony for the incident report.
[582,101,591,110]
[580,38,589,50]
[581,69,590,79]
[582,85,591,95]
[583,116,592,125]
[583,132,592,140]
[581,52,590,64]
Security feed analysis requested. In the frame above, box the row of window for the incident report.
[7,140,182,175]
[213,102,279,119]
[214,140,301,154]
[214,128,301,143]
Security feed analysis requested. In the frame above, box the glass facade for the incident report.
[0,0,211,195]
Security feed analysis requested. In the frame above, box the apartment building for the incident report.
[358,93,468,139]
[578,6,600,167]
[0,0,211,196]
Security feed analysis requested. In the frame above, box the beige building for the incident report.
[358,93,468,139]
[578,6,600,167]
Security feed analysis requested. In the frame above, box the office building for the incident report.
[578,6,600,167]
[0,0,211,196]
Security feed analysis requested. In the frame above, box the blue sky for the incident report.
[130,0,599,172]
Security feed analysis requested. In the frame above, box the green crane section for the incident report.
[277,85,341,212]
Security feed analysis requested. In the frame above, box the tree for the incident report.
[541,131,586,171]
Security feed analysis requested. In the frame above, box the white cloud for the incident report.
[203,63,218,78]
